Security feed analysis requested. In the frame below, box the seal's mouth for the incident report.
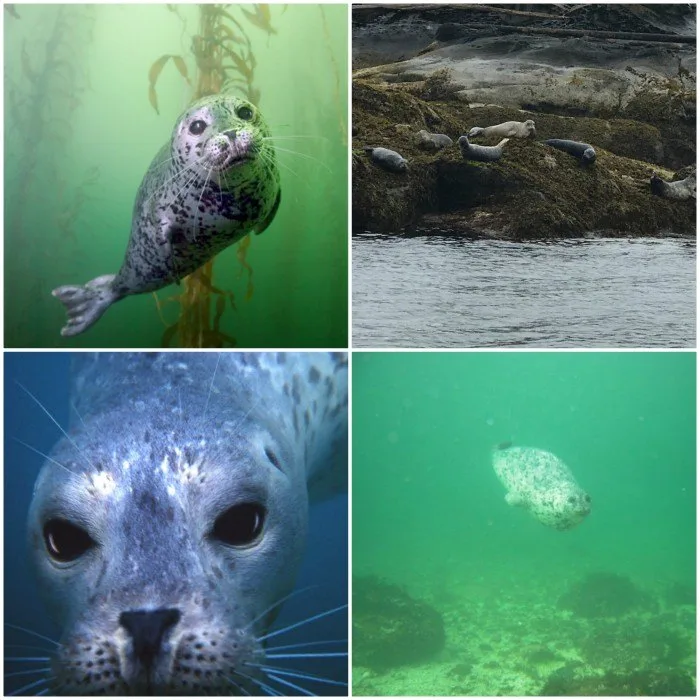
[206,130,255,172]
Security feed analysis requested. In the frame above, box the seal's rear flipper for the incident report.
[52,274,119,337]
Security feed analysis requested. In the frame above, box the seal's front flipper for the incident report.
[52,274,119,337]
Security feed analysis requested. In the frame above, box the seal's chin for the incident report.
[209,152,253,173]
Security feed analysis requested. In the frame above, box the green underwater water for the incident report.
[4,4,347,348]
[352,352,696,696]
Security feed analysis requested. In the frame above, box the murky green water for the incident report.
[352,352,696,695]
[5,4,347,348]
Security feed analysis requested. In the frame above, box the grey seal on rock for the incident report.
[415,129,453,151]
[650,170,696,201]
[468,119,536,139]
[53,95,281,337]
[24,352,347,695]
[544,138,596,165]
[492,443,591,531]
[363,146,408,173]
[458,135,508,163]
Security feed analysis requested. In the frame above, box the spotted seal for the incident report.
[52,95,281,337]
[468,119,536,139]
[650,170,696,201]
[492,443,591,531]
[414,129,453,151]
[363,146,408,173]
[458,135,508,163]
[25,351,347,695]
[544,139,596,165]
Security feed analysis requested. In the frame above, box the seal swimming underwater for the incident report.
[22,352,347,695]
[492,443,590,531]
[52,95,281,337]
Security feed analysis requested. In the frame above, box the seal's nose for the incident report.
[223,129,237,142]
[119,608,181,666]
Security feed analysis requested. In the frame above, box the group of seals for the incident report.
[650,169,696,201]
[458,135,509,163]
[468,119,536,140]
[492,442,591,531]
[53,95,281,337]
[26,352,347,695]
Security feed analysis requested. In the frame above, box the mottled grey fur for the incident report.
[364,146,408,173]
[458,135,508,162]
[544,139,596,165]
[650,170,696,201]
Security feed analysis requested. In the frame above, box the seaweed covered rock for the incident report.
[542,668,696,696]
[353,575,445,671]
[558,572,657,619]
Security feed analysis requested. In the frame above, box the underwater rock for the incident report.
[353,575,445,671]
[541,669,696,696]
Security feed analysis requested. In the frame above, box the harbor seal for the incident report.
[52,94,281,337]
[458,135,508,163]
[650,170,696,201]
[363,146,408,173]
[544,139,596,165]
[468,119,536,139]
[492,443,591,531]
[414,129,453,151]
[24,352,347,695]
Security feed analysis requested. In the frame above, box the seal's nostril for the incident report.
[119,608,181,667]
[223,129,237,141]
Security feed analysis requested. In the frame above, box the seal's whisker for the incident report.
[193,166,214,241]
[223,673,253,696]
[259,150,300,180]
[245,585,318,632]
[264,652,347,659]
[203,353,222,422]
[261,671,317,697]
[264,639,346,653]
[262,135,329,142]
[4,644,57,654]
[269,145,333,174]
[4,657,52,662]
[251,663,347,686]
[5,668,52,679]
[4,624,59,647]
[15,382,97,472]
[257,604,347,643]
[7,676,52,696]
[12,437,77,477]
[229,670,280,696]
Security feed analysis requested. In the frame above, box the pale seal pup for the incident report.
[650,170,696,201]
[544,138,596,165]
[457,135,508,163]
[363,146,408,173]
[414,129,453,151]
[25,352,347,695]
[492,443,591,531]
[468,119,536,139]
[52,95,281,337]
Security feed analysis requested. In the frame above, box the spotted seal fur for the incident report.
[363,146,408,173]
[52,95,281,337]
[414,130,453,151]
[650,170,696,201]
[458,135,508,163]
[468,119,536,139]
[492,443,591,531]
[25,352,347,695]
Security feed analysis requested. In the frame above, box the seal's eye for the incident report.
[212,503,265,547]
[189,120,207,135]
[236,105,254,121]
[44,519,95,562]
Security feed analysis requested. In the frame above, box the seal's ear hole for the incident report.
[44,519,95,562]
[212,503,265,547]
[189,120,207,136]
[264,447,281,471]
[236,105,254,121]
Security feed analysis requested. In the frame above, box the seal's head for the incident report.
[173,94,274,178]
[27,402,308,694]
[524,119,536,137]
[581,147,596,165]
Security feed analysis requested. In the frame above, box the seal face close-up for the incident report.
[52,95,281,338]
[492,444,591,531]
[18,352,347,696]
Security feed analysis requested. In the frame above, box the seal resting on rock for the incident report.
[458,135,508,163]
[23,352,348,695]
[492,443,591,531]
[468,119,536,139]
[364,146,408,173]
[52,94,281,338]
[650,170,696,201]
[544,139,596,165]
[414,129,453,151]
